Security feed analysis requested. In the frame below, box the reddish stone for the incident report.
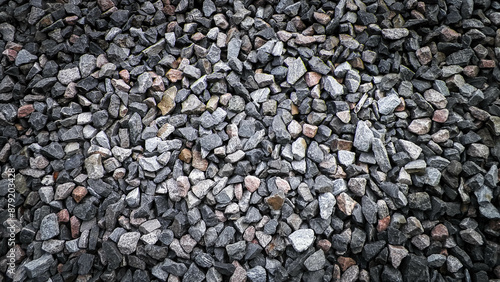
[163,5,175,15]
[377,216,391,232]
[243,226,255,241]
[432,109,449,123]
[313,12,331,25]
[5,42,22,51]
[348,57,364,69]
[18,104,34,118]
[291,16,306,31]
[411,10,425,20]
[266,194,285,210]
[416,46,432,65]
[295,34,316,46]
[97,0,115,11]
[166,69,183,82]
[331,139,353,152]
[463,65,479,77]
[192,150,208,171]
[431,223,449,241]
[275,177,290,193]
[151,76,165,91]
[65,15,79,25]
[244,175,261,192]
[179,148,192,164]
[337,256,356,272]
[191,32,205,42]
[395,98,406,111]
[70,216,80,238]
[317,239,331,252]
[69,34,80,44]
[2,49,17,61]
[302,124,318,138]
[479,59,496,68]
[57,209,70,223]
[72,186,87,203]
[305,72,322,87]
[254,37,267,49]
[440,27,461,42]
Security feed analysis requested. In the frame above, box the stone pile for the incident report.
[1,0,500,281]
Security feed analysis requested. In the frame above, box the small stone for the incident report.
[408,118,432,135]
[287,57,307,85]
[353,120,373,152]
[85,154,104,179]
[304,250,326,271]
[15,49,38,66]
[388,245,408,268]
[338,150,356,166]
[447,255,463,272]
[337,192,357,216]
[382,28,409,39]
[319,192,336,219]
[245,176,260,192]
[288,229,314,252]
[378,94,401,115]
[459,229,484,245]
[118,232,141,255]
[40,213,59,240]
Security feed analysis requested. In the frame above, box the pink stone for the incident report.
[431,223,449,241]
[244,176,261,192]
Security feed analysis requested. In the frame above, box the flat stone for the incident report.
[287,57,307,85]
[408,118,432,135]
[382,28,410,39]
[24,253,54,278]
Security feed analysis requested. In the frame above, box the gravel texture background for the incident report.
[1,0,500,281]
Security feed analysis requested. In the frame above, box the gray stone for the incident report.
[15,49,38,66]
[24,253,54,278]
[139,156,162,172]
[353,120,373,152]
[200,134,223,151]
[446,255,463,272]
[338,150,356,166]
[191,75,208,94]
[85,154,104,179]
[323,76,344,97]
[272,115,291,144]
[287,57,307,85]
[382,28,409,39]
[378,94,401,115]
[118,232,141,255]
[58,67,81,85]
[459,229,484,245]
[318,192,336,219]
[289,229,314,252]
[427,254,446,268]
[40,213,59,240]
[247,265,266,282]
[372,138,392,172]
[345,70,361,93]
[162,258,188,276]
[304,249,326,271]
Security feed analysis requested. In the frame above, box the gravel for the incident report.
[3,0,500,280]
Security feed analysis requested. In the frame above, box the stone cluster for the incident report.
[1,0,500,281]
